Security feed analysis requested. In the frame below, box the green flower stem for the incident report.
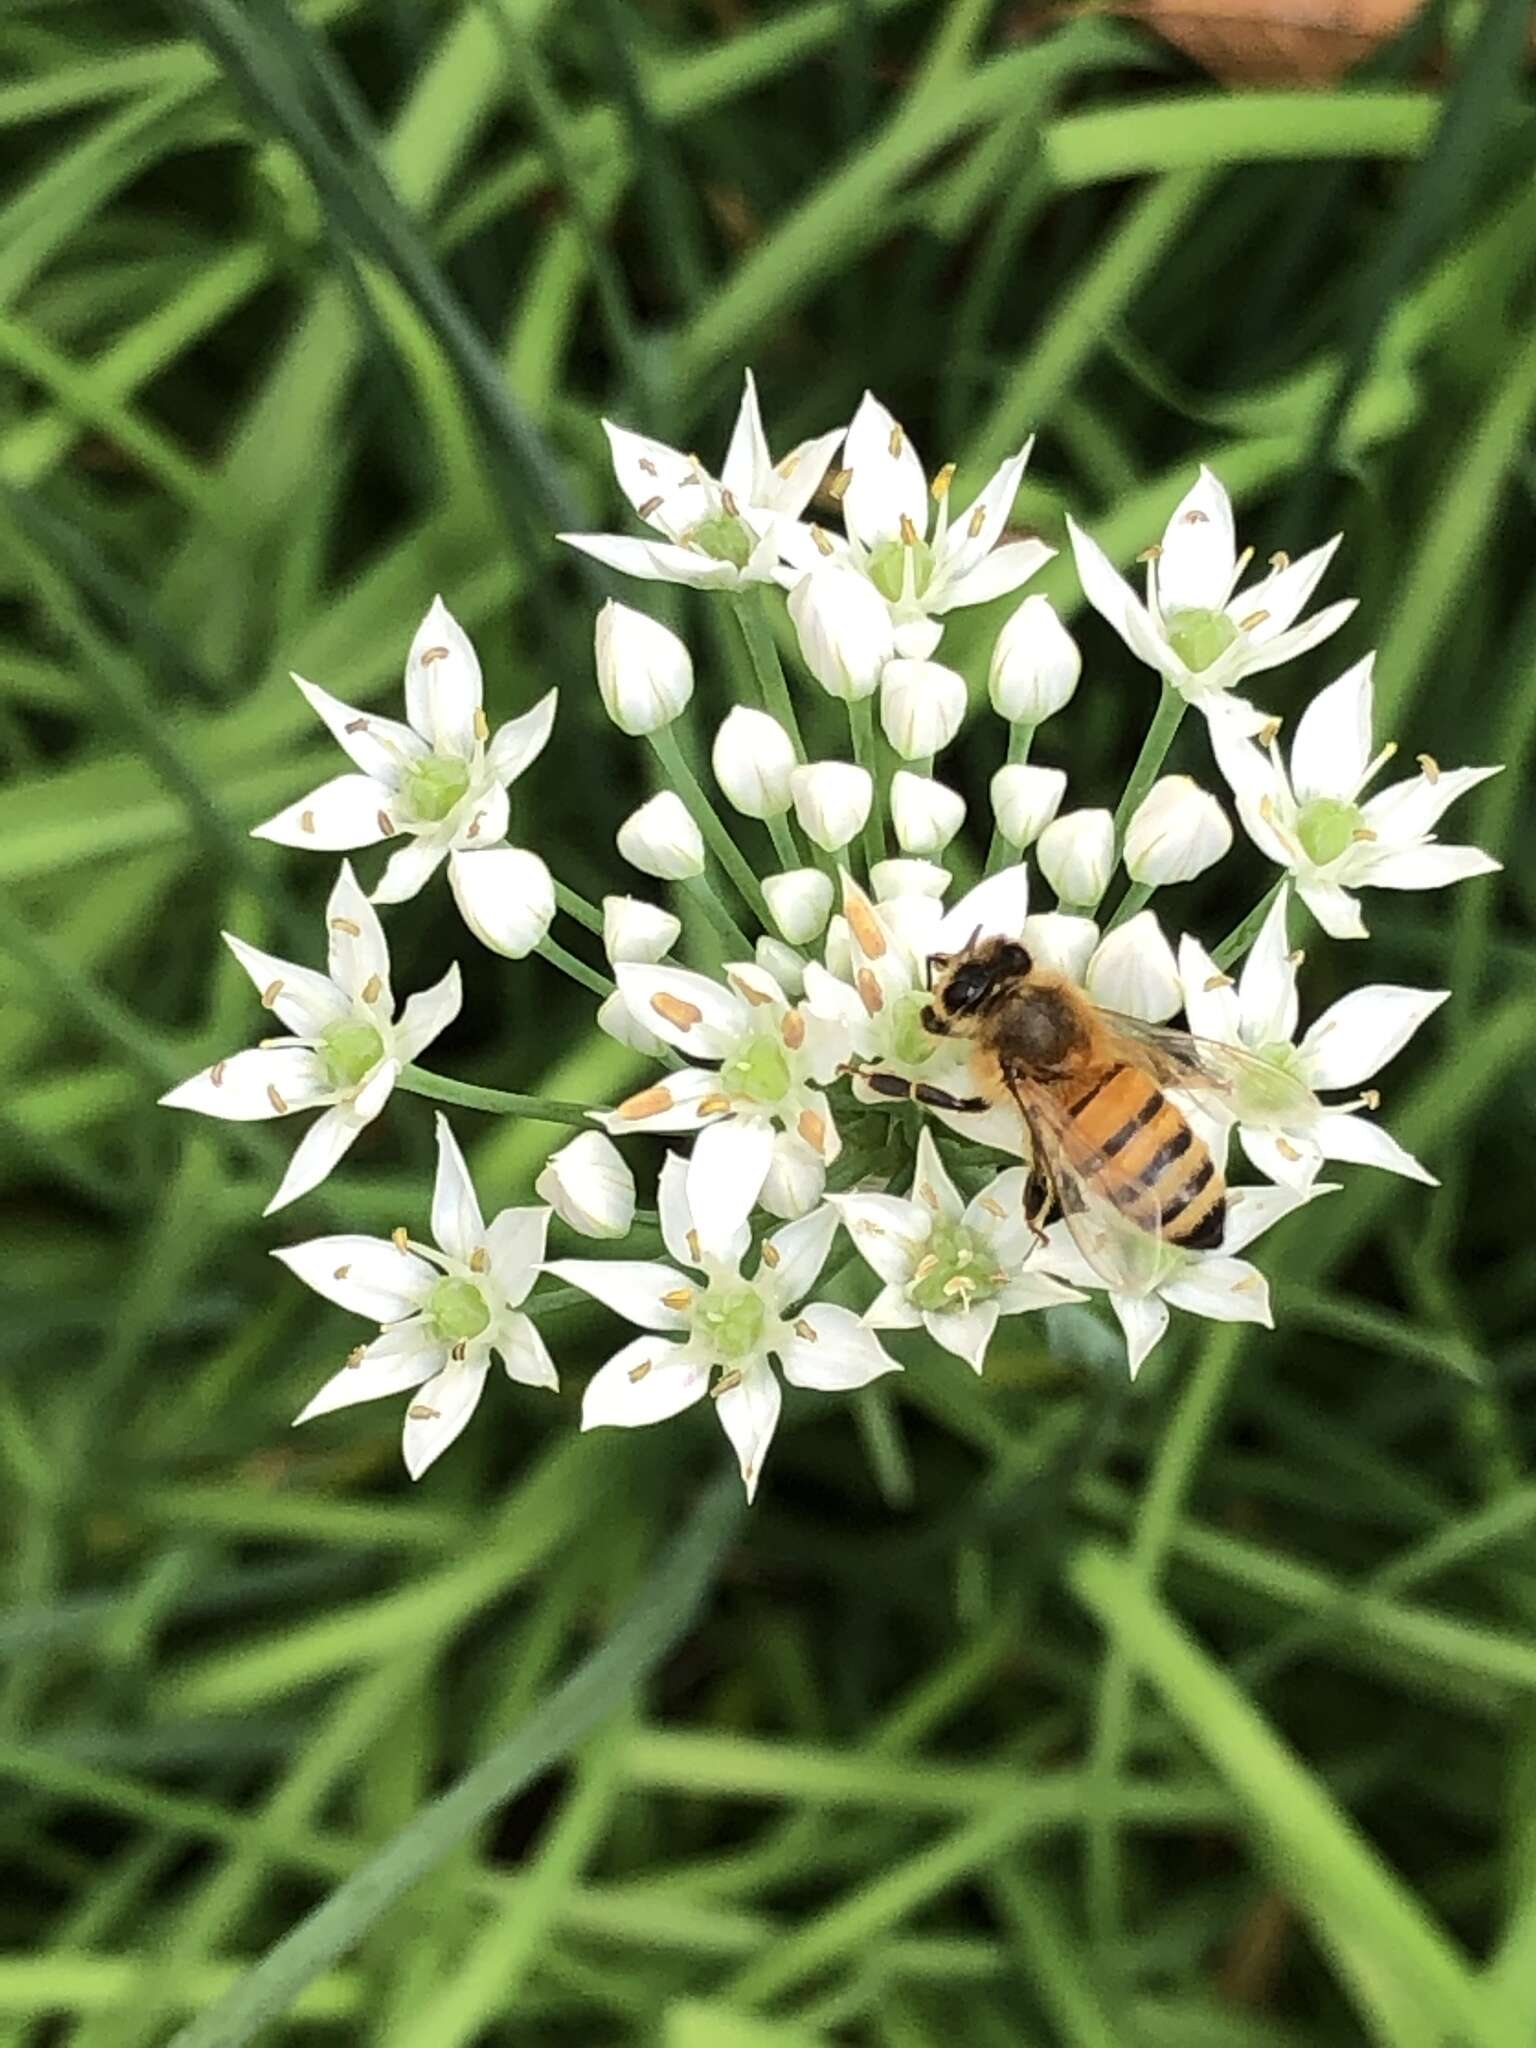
[537,936,613,1000]
[847,694,887,869]
[1104,877,1154,934]
[648,723,772,932]
[854,1383,915,1510]
[765,810,800,872]
[985,720,1034,876]
[1212,878,1286,970]
[731,590,806,759]
[553,881,604,936]
[683,875,754,962]
[400,1067,594,1126]
[1106,678,1187,852]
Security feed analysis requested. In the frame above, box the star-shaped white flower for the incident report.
[159,862,460,1214]
[1068,467,1355,731]
[1178,887,1445,1189]
[551,1155,897,1501]
[1209,653,1502,937]
[280,1114,555,1477]
[252,598,558,955]
[831,1128,1083,1372]
[784,391,1052,658]
[558,369,843,590]
[595,958,853,1244]
[1044,1181,1335,1377]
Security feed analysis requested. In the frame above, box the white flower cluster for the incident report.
[163,379,1502,1499]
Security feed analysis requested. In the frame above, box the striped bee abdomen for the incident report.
[1064,1063,1226,1252]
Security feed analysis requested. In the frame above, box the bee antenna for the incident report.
[966,925,983,950]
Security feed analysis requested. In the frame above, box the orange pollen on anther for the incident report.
[333,1263,351,1280]
[844,892,887,959]
[1239,609,1270,632]
[210,1061,227,1087]
[1204,972,1234,992]
[628,1357,652,1382]
[856,967,883,1016]
[810,525,834,557]
[377,810,395,835]
[331,917,361,937]
[780,1008,806,1050]
[344,717,369,734]
[759,1241,781,1269]
[827,467,851,500]
[1183,508,1208,525]
[698,1094,732,1116]
[261,979,283,1007]
[651,992,703,1030]
[408,1403,440,1420]
[300,810,316,834]
[729,975,774,1007]
[898,514,920,547]
[618,1085,674,1120]
[392,1227,409,1253]
[1269,550,1290,571]
[711,1370,744,1399]
[420,646,449,666]
[346,1345,366,1367]
[797,1108,827,1154]
[888,423,904,457]
[636,493,664,520]
[361,973,382,1004]
[793,1319,817,1342]
[474,708,489,742]
[1417,752,1440,783]
[470,1247,490,1273]
[931,462,955,501]
[266,1084,288,1114]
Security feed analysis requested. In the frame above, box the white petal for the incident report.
[221,935,347,1038]
[923,1300,1001,1373]
[160,1044,330,1122]
[1289,654,1375,804]
[1236,533,1341,639]
[1296,877,1368,940]
[892,615,945,660]
[485,1206,551,1304]
[1110,1291,1170,1377]
[264,1104,367,1215]
[402,1359,490,1478]
[486,689,558,786]
[713,1362,783,1503]
[429,1113,484,1260]
[654,1151,700,1271]
[535,1129,636,1240]
[1359,844,1502,892]
[613,963,746,1060]
[403,597,482,755]
[778,1302,900,1392]
[1178,933,1242,1046]
[841,390,928,548]
[1208,724,1293,866]
[1360,764,1502,842]
[1234,886,1298,1045]
[997,1270,1087,1314]
[1298,984,1447,1091]
[864,1282,923,1331]
[272,1234,435,1321]
[559,530,743,589]
[934,538,1053,612]
[592,1067,730,1138]
[758,1131,828,1220]
[393,964,463,1066]
[938,444,1031,582]
[1314,1110,1436,1185]
[1235,600,1356,679]
[295,1323,441,1422]
[911,1125,964,1221]
[1159,1258,1273,1333]
[828,1190,927,1285]
[252,773,395,853]
[597,988,667,1058]
[932,862,1031,952]
[602,895,682,966]
[1238,1123,1323,1190]
[1155,467,1236,613]
[759,1205,838,1310]
[687,1116,775,1260]
[583,1334,710,1429]
[720,368,772,501]
[497,1311,559,1390]
[1022,912,1099,983]
[326,862,392,1004]
[448,846,555,958]
[1086,912,1182,1023]
[1222,1179,1333,1256]
[543,1257,693,1332]
[369,838,448,906]
[290,674,426,783]
[762,426,844,520]
[1067,518,1179,676]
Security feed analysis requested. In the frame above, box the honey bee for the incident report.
[852,932,1306,1289]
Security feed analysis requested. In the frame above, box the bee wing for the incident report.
[1007,1075,1170,1297]
[1093,1008,1315,1120]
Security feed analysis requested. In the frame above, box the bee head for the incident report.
[928,934,1033,1017]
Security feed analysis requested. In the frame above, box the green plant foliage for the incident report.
[1,0,1534,2041]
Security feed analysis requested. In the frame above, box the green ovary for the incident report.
[867,536,933,604]
[1234,1046,1308,1123]
[889,991,938,1068]
[722,1035,792,1106]
[695,1285,765,1363]
[404,754,470,823]
[1166,606,1238,673]
[426,1277,491,1344]
[690,513,754,570]
[320,1021,385,1091]
[907,1221,1004,1316]
[1296,797,1362,867]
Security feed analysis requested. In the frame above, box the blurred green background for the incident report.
[4,1,1536,2042]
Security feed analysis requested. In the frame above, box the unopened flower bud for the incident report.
[880,658,967,761]
[712,707,796,819]
[823,914,852,981]
[755,936,806,998]
[1085,911,1181,1022]
[989,595,1080,724]
[763,867,834,944]
[616,791,704,879]
[1036,807,1114,907]
[990,763,1066,850]
[890,771,964,854]
[448,846,555,959]
[789,761,872,853]
[871,857,950,902]
[602,894,680,965]
[1022,911,1100,984]
[788,564,895,701]
[535,1130,635,1239]
[1123,774,1232,885]
[597,987,666,1056]
[594,599,693,736]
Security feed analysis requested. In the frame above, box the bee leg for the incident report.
[1023,1170,1052,1250]
[841,1066,989,1113]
